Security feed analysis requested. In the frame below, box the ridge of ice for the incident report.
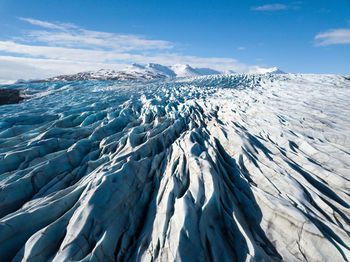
[0,74,349,261]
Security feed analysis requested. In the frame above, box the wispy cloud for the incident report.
[0,40,245,71]
[18,17,74,30]
[0,17,267,81]
[252,2,302,11]
[18,17,173,51]
[315,29,350,46]
[0,55,128,81]
[252,4,288,11]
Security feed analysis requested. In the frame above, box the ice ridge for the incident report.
[0,74,349,261]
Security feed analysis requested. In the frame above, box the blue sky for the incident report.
[0,0,349,81]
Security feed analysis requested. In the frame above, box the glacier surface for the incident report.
[0,74,349,261]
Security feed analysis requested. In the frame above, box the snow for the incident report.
[170,64,204,77]
[16,63,285,83]
[248,66,285,74]
[145,63,177,77]
[0,74,349,261]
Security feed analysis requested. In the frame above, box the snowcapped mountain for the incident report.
[195,67,222,75]
[43,67,166,82]
[26,63,285,82]
[248,66,285,74]
[1,74,349,261]
[170,64,204,77]
[169,64,223,77]
[269,67,285,74]
[145,63,177,77]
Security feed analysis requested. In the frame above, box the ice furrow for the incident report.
[0,74,349,261]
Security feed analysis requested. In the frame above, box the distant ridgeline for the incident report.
[16,63,285,83]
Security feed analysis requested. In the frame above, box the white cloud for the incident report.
[252,4,288,11]
[18,17,72,30]
[0,55,127,82]
[25,30,173,51]
[315,29,350,46]
[18,17,173,51]
[0,17,270,81]
[237,46,246,51]
[0,41,142,62]
[0,40,245,69]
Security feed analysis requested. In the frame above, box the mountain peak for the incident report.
[248,66,286,74]
[129,63,145,69]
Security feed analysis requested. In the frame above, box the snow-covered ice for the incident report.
[0,74,349,261]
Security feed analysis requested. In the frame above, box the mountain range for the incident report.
[22,63,285,83]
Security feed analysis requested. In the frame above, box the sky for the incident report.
[0,0,349,82]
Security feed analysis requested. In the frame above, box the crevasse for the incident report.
[0,74,349,261]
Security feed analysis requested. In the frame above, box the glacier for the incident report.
[0,74,349,261]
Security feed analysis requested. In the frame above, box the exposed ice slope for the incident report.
[0,74,349,261]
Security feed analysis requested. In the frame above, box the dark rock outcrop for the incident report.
[0,89,24,105]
